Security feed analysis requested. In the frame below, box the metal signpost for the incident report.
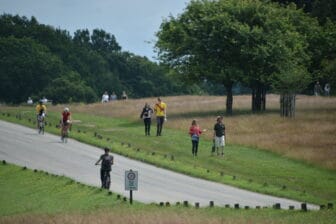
[125,169,138,204]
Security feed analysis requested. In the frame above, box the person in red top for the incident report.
[60,107,72,140]
[189,119,203,157]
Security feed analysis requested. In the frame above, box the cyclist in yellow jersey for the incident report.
[35,100,47,128]
[154,97,167,136]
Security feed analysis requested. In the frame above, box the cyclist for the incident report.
[95,147,114,189]
[35,100,47,129]
[60,107,72,141]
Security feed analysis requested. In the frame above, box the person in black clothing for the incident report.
[213,116,226,156]
[95,147,114,189]
[140,103,154,136]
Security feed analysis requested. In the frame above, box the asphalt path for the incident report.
[0,120,318,209]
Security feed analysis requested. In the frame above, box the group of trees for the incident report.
[0,14,200,104]
[0,0,335,117]
[156,0,336,116]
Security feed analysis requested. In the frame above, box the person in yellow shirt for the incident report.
[154,97,167,136]
[35,100,47,128]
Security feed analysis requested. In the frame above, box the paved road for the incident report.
[0,120,318,209]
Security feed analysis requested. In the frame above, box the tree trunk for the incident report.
[252,84,266,112]
[280,93,296,118]
[225,81,233,115]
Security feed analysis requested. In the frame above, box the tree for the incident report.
[91,29,121,54]
[41,71,97,103]
[156,0,314,114]
[156,0,245,114]
[0,36,65,103]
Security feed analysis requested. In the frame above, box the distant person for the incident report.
[27,97,33,105]
[188,119,203,157]
[102,91,109,103]
[121,90,128,101]
[314,81,322,96]
[324,83,331,96]
[95,147,114,189]
[213,116,225,157]
[41,96,48,104]
[140,103,154,136]
[110,92,117,101]
[154,97,167,136]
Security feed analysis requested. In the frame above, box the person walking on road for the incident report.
[154,97,167,136]
[189,119,203,157]
[95,147,114,189]
[213,116,225,157]
[140,103,154,136]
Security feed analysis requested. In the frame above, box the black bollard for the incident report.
[301,203,307,212]
[327,203,333,209]
[273,203,281,209]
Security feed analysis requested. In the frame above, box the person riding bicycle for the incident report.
[95,147,114,189]
[35,100,47,128]
[60,107,72,140]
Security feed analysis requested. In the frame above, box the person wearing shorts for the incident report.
[213,116,225,156]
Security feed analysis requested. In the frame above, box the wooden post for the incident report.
[301,203,307,212]
[273,203,281,209]
[130,190,133,204]
[327,203,333,209]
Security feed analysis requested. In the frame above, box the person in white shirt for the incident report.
[101,91,109,103]
[27,97,33,105]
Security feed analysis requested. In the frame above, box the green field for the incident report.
[0,107,335,206]
[0,163,335,224]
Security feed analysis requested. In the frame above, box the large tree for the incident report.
[156,0,313,114]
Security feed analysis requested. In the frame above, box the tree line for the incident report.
[0,14,210,104]
[155,0,336,116]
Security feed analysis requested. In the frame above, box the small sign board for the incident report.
[125,170,138,191]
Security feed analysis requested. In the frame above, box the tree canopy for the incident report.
[156,0,335,115]
[0,14,192,104]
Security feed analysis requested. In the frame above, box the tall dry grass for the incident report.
[0,209,310,224]
[53,95,336,170]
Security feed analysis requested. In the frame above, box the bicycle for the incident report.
[37,115,45,135]
[61,121,71,143]
[95,163,111,189]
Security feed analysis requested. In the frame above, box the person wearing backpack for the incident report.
[95,147,114,189]
[140,103,154,136]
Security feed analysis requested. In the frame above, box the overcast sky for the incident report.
[0,0,190,61]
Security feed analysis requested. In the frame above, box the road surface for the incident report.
[0,120,318,209]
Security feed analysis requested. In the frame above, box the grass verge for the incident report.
[0,107,335,205]
[0,162,335,224]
